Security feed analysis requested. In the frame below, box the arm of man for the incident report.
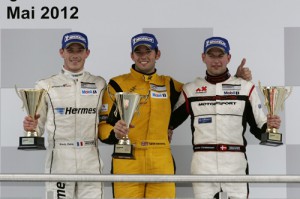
[98,82,121,144]
[169,90,190,130]
[246,84,269,139]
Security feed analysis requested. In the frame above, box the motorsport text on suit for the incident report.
[171,72,268,198]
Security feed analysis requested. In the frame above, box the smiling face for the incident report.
[60,43,90,73]
[202,47,231,76]
[131,45,161,74]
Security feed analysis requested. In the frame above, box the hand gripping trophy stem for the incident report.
[15,85,49,150]
[107,86,150,159]
[107,86,149,145]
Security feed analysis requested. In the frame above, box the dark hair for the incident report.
[131,47,159,55]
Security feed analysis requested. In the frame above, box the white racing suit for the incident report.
[171,76,267,199]
[36,69,106,199]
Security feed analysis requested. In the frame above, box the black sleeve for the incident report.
[169,78,181,110]
[169,83,190,130]
[169,102,190,130]
[100,79,122,144]
[245,99,267,140]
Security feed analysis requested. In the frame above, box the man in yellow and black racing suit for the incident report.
[98,33,183,198]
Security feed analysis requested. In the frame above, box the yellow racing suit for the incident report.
[99,65,182,198]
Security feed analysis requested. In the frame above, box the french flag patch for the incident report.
[77,141,84,147]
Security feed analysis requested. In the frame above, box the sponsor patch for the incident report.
[223,91,239,95]
[198,117,212,124]
[52,84,71,88]
[258,104,262,109]
[55,107,96,115]
[55,108,65,115]
[150,84,167,92]
[151,91,168,99]
[56,182,66,198]
[101,104,108,112]
[132,36,154,44]
[99,115,108,122]
[198,101,236,106]
[81,82,97,89]
[195,86,207,93]
[81,89,98,95]
[64,34,87,43]
[222,84,241,90]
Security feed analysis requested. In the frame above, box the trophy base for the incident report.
[112,144,135,159]
[260,132,283,147]
[18,136,46,150]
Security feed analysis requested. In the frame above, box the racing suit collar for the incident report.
[61,66,85,80]
[130,64,158,82]
[205,68,231,84]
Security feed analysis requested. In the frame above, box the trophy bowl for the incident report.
[15,86,47,150]
[112,92,141,159]
[258,81,292,146]
[107,85,150,159]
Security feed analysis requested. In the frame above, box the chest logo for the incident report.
[151,91,168,99]
[196,86,207,93]
[81,89,98,95]
[198,117,212,124]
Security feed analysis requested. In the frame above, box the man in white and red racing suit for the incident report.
[170,36,281,199]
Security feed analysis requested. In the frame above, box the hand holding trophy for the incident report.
[258,81,292,146]
[15,85,47,150]
[108,87,149,159]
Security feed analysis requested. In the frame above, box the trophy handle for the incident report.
[14,85,22,100]
[140,90,150,103]
[45,84,51,93]
[258,81,263,94]
[107,86,120,117]
[38,86,50,113]
[107,86,115,102]
[279,86,293,112]
[135,90,150,116]
[258,81,271,113]
[14,85,26,110]
[285,87,293,100]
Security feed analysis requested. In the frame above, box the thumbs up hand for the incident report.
[235,58,252,81]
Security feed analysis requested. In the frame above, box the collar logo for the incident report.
[129,86,137,92]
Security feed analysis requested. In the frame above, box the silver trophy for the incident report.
[258,81,292,146]
[108,87,149,159]
[15,86,47,150]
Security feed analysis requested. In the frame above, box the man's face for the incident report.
[202,48,231,76]
[60,43,90,73]
[131,45,160,74]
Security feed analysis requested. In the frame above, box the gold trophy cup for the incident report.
[108,87,149,159]
[259,81,292,146]
[15,86,47,150]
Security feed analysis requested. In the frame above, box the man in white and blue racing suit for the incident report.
[23,32,106,199]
